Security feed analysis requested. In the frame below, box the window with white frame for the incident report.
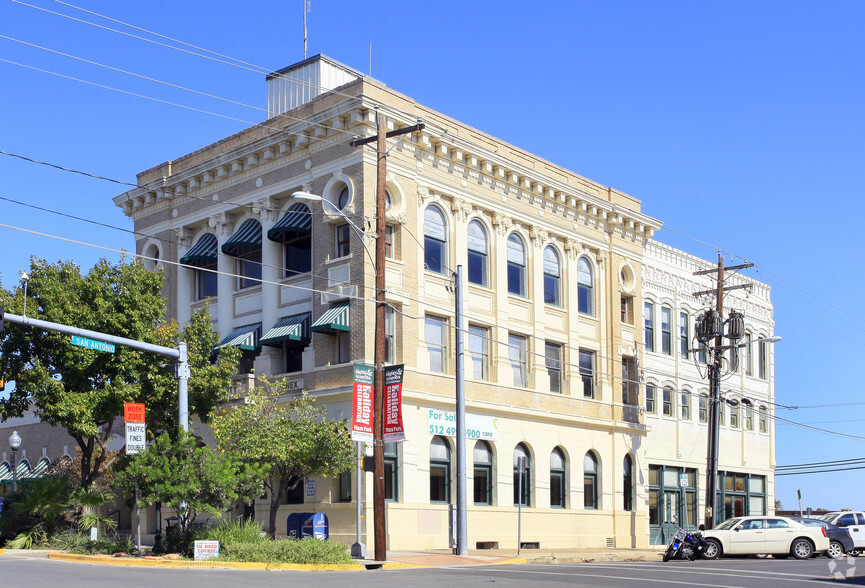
[384,306,396,364]
[699,394,708,423]
[681,390,691,420]
[644,302,655,352]
[579,349,595,399]
[680,312,690,358]
[425,315,448,373]
[429,436,451,504]
[509,333,528,387]
[662,387,673,416]
[543,246,561,306]
[622,356,637,405]
[730,403,740,428]
[661,306,672,355]
[468,324,489,380]
[335,224,351,258]
[745,332,753,376]
[645,384,656,414]
[545,341,563,394]
[467,220,488,287]
[550,447,566,509]
[758,339,768,379]
[577,257,594,315]
[759,405,768,433]
[424,206,447,274]
[745,404,754,430]
[507,234,527,297]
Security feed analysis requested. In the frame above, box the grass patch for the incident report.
[218,538,353,564]
[196,518,267,545]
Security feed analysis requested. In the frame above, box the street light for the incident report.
[289,190,378,561]
[8,430,21,492]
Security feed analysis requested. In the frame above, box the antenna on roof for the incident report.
[303,0,311,59]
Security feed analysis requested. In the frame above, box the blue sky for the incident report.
[2,0,864,510]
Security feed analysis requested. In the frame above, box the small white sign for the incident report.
[125,422,147,455]
[194,540,220,561]
[305,478,316,498]
[680,474,689,488]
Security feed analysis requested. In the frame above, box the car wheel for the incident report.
[703,539,721,560]
[826,541,845,559]
[754,553,769,559]
[848,550,860,557]
[791,538,813,560]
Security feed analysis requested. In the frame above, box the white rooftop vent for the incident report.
[266,54,362,118]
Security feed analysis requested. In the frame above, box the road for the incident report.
[1,554,862,587]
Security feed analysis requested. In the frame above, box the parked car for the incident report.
[792,517,854,559]
[702,516,829,560]
[819,511,865,556]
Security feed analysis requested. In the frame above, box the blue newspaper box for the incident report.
[301,512,329,540]
[286,512,311,540]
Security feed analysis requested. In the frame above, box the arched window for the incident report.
[424,206,447,274]
[577,257,594,315]
[473,440,493,505]
[507,234,526,297]
[429,436,451,503]
[513,443,531,506]
[467,220,488,286]
[623,454,634,511]
[550,447,566,508]
[543,246,561,306]
[584,452,599,509]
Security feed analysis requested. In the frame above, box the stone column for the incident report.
[209,213,234,339]
[255,197,280,375]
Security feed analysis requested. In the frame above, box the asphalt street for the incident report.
[1,554,863,587]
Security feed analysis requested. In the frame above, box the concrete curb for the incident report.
[47,552,367,571]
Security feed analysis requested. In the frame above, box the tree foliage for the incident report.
[0,257,239,487]
[118,429,265,551]
[209,378,354,536]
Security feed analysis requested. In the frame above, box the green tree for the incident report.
[0,258,239,488]
[210,378,354,536]
[118,429,265,551]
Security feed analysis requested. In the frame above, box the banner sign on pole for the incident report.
[383,365,406,443]
[351,364,374,442]
[124,402,145,423]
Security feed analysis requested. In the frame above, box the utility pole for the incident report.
[350,112,425,562]
[693,253,751,529]
[453,265,467,555]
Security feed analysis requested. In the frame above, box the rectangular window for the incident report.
[425,315,448,373]
[336,331,351,364]
[509,334,528,388]
[699,395,708,423]
[661,306,672,355]
[681,391,691,420]
[697,341,708,364]
[336,224,351,258]
[730,404,740,429]
[719,402,725,426]
[283,234,312,277]
[621,295,633,325]
[384,224,395,259]
[759,407,768,433]
[644,302,655,352]
[745,333,753,376]
[237,250,262,289]
[283,344,303,373]
[196,263,218,300]
[759,340,768,379]
[579,350,595,399]
[384,306,396,364]
[662,388,673,417]
[622,356,637,405]
[468,325,489,381]
[384,443,398,502]
[339,471,352,502]
[645,384,656,414]
[545,342,563,394]
[680,312,690,359]
[745,405,754,430]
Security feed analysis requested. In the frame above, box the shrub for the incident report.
[48,529,138,555]
[218,538,352,564]
[196,518,267,545]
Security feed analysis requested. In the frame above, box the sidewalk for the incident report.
[0,546,664,570]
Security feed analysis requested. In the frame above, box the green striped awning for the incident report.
[179,233,218,265]
[222,219,262,255]
[0,461,31,484]
[311,302,351,334]
[216,324,261,351]
[267,203,312,240]
[260,313,312,346]
[0,462,10,484]
[26,458,50,480]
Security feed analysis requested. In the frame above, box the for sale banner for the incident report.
[383,364,406,443]
[351,364,374,442]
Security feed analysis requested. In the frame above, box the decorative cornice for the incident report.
[208,212,233,236]
[450,197,473,222]
[492,213,513,236]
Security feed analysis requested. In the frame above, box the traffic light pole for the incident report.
[0,310,190,431]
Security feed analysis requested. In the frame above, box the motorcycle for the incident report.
[662,522,708,561]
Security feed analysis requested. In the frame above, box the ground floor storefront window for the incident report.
[648,464,697,545]
[715,471,766,525]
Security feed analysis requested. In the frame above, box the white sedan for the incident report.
[702,516,830,559]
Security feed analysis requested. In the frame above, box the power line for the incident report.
[0,150,136,186]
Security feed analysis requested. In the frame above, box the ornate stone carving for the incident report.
[175,227,192,248]
[565,238,581,260]
[530,226,549,248]
[252,197,278,223]
[492,213,513,236]
[208,212,233,236]
[451,197,473,222]
[416,185,430,207]
[597,250,608,269]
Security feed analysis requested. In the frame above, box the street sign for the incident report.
[680,474,688,488]
[70,335,115,353]
[124,402,145,423]
[125,422,146,455]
